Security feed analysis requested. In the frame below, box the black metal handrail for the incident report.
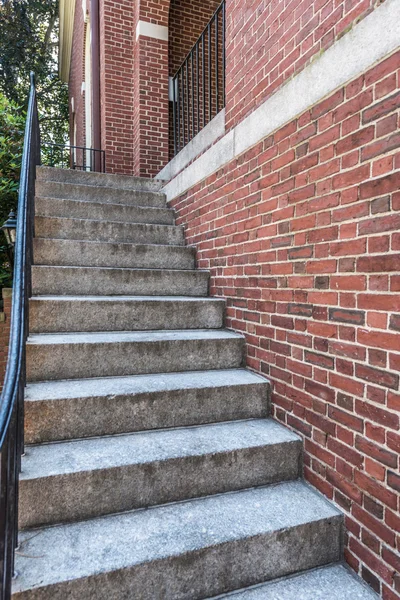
[41,142,106,173]
[0,72,40,599]
[172,0,225,155]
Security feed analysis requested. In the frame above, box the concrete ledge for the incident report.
[158,109,226,182]
[163,0,400,201]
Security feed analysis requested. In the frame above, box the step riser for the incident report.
[33,239,195,270]
[36,181,166,207]
[26,337,245,381]
[19,441,301,528]
[32,266,209,296]
[35,216,184,245]
[29,299,225,333]
[36,167,164,191]
[25,382,270,444]
[13,518,342,599]
[35,197,175,225]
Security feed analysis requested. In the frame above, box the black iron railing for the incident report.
[0,73,40,599]
[172,0,225,155]
[41,142,106,173]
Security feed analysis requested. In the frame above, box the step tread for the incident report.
[209,564,378,599]
[35,195,174,215]
[36,167,164,191]
[22,419,299,479]
[13,481,341,595]
[34,238,192,252]
[27,329,242,346]
[35,214,181,229]
[37,180,165,196]
[25,368,267,402]
[30,295,225,303]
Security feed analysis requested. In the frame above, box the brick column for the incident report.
[133,3,171,177]
[0,288,12,392]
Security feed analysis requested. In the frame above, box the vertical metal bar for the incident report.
[196,42,199,136]
[191,51,194,142]
[208,22,212,123]
[215,11,219,113]
[222,1,226,106]
[202,33,205,128]
[172,75,177,156]
[177,71,181,152]
[185,59,189,142]
[182,69,186,147]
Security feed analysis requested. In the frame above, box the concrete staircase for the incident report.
[12,167,377,599]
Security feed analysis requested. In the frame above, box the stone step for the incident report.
[29,295,225,333]
[25,369,270,443]
[26,329,245,382]
[33,238,195,270]
[20,419,302,528]
[35,216,184,245]
[35,196,175,225]
[32,265,209,296]
[13,481,342,599]
[36,166,164,191]
[36,180,166,207]
[208,564,378,600]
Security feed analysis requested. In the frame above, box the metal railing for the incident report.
[41,142,106,173]
[172,0,225,155]
[0,73,40,599]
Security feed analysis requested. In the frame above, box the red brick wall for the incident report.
[99,0,135,174]
[0,289,12,392]
[69,1,86,151]
[170,50,400,599]
[225,0,383,132]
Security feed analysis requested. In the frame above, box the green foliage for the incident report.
[0,93,25,289]
[0,0,69,142]
[0,0,69,291]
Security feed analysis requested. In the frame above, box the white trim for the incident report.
[158,110,226,181]
[162,0,400,201]
[136,21,168,42]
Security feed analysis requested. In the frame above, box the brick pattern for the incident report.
[69,1,87,151]
[170,51,400,599]
[0,290,12,392]
[99,0,135,174]
[225,0,385,131]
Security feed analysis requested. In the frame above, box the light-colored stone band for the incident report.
[136,21,168,42]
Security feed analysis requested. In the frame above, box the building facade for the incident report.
[60,1,400,597]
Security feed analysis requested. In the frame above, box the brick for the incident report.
[305,379,335,403]
[355,436,398,468]
[329,308,365,325]
[362,91,400,124]
[360,172,400,200]
[355,363,399,390]
[305,351,334,369]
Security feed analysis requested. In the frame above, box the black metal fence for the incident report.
[0,73,40,599]
[41,142,106,173]
[172,0,225,155]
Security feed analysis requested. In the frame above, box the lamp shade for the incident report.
[1,211,17,245]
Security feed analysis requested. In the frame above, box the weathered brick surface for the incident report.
[225,0,384,131]
[100,0,135,174]
[0,290,12,392]
[170,51,400,598]
[69,1,87,152]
